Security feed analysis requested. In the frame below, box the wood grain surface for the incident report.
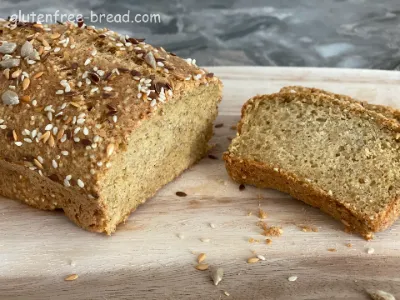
[1,67,399,300]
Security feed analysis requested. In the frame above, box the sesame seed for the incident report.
[74,137,80,142]
[83,127,89,135]
[288,276,298,282]
[112,115,118,123]
[56,90,64,95]
[32,99,37,106]
[61,151,69,156]
[66,175,72,181]
[74,127,81,134]
[105,162,111,168]
[106,144,115,157]
[91,49,97,56]
[37,156,44,164]
[103,86,113,92]
[54,47,61,53]
[0,119,4,124]
[0,125,7,129]
[52,160,58,169]
[45,124,53,131]
[15,141,22,146]
[77,179,85,188]
[84,58,91,65]
[367,247,375,254]
[24,138,32,143]
[97,161,103,167]
[200,238,210,243]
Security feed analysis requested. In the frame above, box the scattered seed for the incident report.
[51,33,61,39]
[2,90,19,105]
[200,238,210,243]
[176,191,187,197]
[256,254,266,261]
[247,257,260,264]
[259,208,267,219]
[195,264,209,271]
[11,69,22,78]
[367,247,375,254]
[208,154,218,160]
[224,291,230,297]
[239,184,245,191]
[177,233,184,239]
[64,274,78,281]
[327,248,337,252]
[144,51,157,69]
[33,71,44,79]
[21,95,31,103]
[0,58,20,69]
[210,223,216,229]
[0,42,17,54]
[197,253,206,263]
[367,290,395,300]
[21,41,34,58]
[106,143,115,157]
[214,123,223,128]
[346,243,352,248]
[288,276,298,282]
[210,266,224,286]
[22,78,30,90]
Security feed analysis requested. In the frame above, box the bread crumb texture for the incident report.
[0,19,222,233]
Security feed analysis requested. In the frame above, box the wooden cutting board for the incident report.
[1,67,399,300]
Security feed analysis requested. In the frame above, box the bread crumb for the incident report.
[345,243,352,248]
[264,226,283,237]
[258,208,267,219]
[248,238,260,243]
[266,239,272,245]
[288,276,297,282]
[366,247,375,254]
[297,224,318,232]
[247,211,253,216]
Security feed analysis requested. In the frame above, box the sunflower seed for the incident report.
[0,58,20,69]
[21,41,34,58]
[22,78,30,90]
[197,253,206,263]
[144,51,156,69]
[0,42,17,54]
[195,264,209,271]
[2,90,19,105]
[247,257,259,264]
[368,290,395,300]
[210,266,224,286]
[64,274,78,281]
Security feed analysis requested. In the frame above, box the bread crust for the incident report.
[226,90,400,239]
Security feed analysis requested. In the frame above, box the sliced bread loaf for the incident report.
[223,91,400,239]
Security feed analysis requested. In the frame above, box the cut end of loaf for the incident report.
[225,90,400,238]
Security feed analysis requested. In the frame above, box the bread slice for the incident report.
[223,91,400,239]
[0,20,222,233]
[280,86,400,122]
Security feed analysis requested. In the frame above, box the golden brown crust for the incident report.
[223,153,380,239]
[280,86,400,122]
[226,90,400,239]
[0,20,222,232]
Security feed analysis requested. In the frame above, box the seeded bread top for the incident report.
[0,19,222,199]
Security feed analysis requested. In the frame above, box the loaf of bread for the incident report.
[224,89,400,239]
[0,19,222,233]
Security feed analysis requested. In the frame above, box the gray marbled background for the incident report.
[1,0,400,69]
